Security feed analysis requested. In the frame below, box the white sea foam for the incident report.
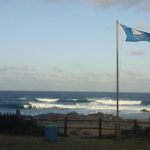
[19,98,28,100]
[23,104,31,109]
[28,102,83,109]
[88,99,142,105]
[27,101,148,112]
[71,99,79,101]
[35,98,59,103]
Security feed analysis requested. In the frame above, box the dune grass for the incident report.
[0,135,150,150]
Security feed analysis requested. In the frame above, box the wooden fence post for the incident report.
[134,119,138,136]
[99,118,102,138]
[114,122,117,138]
[64,117,68,136]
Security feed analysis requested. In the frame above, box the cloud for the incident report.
[0,65,41,82]
[140,2,150,11]
[52,67,64,73]
[137,22,150,30]
[1,65,150,92]
[48,0,150,11]
[121,70,150,81]
[50,71,115,83]
[0,65,31,72]
[129,50,145,56]
[84,0,140,7]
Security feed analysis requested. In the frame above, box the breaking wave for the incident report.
[18,98,28,100]
[35,98,59,103]
[88,99,142,105]
[23,100,149,112]
[0,97,146,113]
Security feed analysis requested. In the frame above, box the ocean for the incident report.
[0,91,150,120]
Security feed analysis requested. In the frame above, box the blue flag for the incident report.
[121,24,150,42]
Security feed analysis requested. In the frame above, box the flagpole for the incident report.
[116,20,120,140]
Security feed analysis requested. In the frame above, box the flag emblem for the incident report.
[121,24,150,42]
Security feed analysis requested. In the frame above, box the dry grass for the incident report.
[0,135,150,150]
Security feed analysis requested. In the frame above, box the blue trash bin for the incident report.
[45,124,57,142]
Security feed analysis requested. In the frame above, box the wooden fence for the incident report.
[0,112,149,138]
[33,118,150,138]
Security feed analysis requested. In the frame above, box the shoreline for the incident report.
[32,111,150,122]
[33,111,117,120]
[1,108,150,120]
[29,109,150,121]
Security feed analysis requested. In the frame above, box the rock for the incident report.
[141,109,150,112]
[47,113,64,120]
[66,112,80,119]
[88,112,104,119]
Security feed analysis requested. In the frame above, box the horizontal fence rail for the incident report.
[32,118,150,138]
[0,112,149,138]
